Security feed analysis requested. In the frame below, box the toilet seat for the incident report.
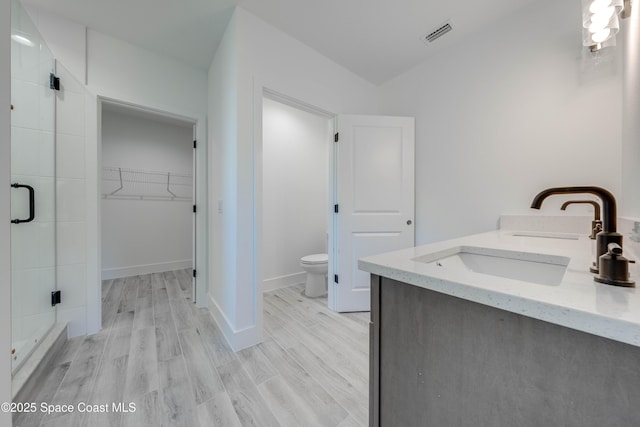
[301,253,328,265]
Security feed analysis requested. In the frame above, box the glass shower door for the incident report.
[10,0,57,372]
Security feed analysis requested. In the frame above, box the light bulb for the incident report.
[590,6,615,28]
[589,0,613,13]
[591,27,611,43]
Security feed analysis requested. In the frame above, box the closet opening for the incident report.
[99,100,197,307]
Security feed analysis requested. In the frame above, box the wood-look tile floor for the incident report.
[14,270,369,427]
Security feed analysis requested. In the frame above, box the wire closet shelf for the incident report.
[102,167,192,201]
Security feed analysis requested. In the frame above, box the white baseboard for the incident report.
[207,295,262,352]
[263,272,306,292]
[101,259,192,280]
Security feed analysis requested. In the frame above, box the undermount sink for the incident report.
[413,246,570,286]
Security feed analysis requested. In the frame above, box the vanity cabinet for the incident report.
[369,274,640,427]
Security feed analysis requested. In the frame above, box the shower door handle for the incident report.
[10,183,35,224]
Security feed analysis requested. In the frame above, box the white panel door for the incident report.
[332,115,414,312]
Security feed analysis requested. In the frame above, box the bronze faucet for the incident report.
[530,186,633,287]
[560,200,602,239]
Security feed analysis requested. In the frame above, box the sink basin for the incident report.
[413,246,570,285]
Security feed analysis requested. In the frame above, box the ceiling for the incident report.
[21,0,540,85]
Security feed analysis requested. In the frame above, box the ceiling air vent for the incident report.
[422,20,453,44]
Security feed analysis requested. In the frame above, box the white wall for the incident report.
[622,0,640,217]
[207,10,237,348]
[208,7,380,350]
[380,0,623,244]
[86,30,208,117]
[1,0,12,418]
[101,109,193,279]
[22,3,86,84]
[262,97,329,291]
[101,111,193,173]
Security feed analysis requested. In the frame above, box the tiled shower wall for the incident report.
[10,2,56,358]
[55,62,88,338]
[12,2,90,343]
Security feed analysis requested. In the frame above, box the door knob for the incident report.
[407,220,412,225]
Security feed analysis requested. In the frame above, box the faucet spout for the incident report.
[560,200,601,221]
[530,186,616,233]
[560,200,603,240]
[530,186,621,275]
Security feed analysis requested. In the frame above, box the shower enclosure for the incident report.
[10,0,58,372]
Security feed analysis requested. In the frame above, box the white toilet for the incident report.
[300,253,328,297]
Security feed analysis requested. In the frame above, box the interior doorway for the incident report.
[255,87,415,347]
[99,101,197,300]
[261,96,333,297]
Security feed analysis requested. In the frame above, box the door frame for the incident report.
[253,85,337,341]
[96,96,202,304]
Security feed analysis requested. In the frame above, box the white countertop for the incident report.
[358,229,640,348]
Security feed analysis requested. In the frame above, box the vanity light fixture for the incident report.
[582,0,631,51]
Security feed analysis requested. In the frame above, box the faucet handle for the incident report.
[594,243,635,287]
[607,242,623,255]
[591,220,603,240]
[617,243,636,264]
